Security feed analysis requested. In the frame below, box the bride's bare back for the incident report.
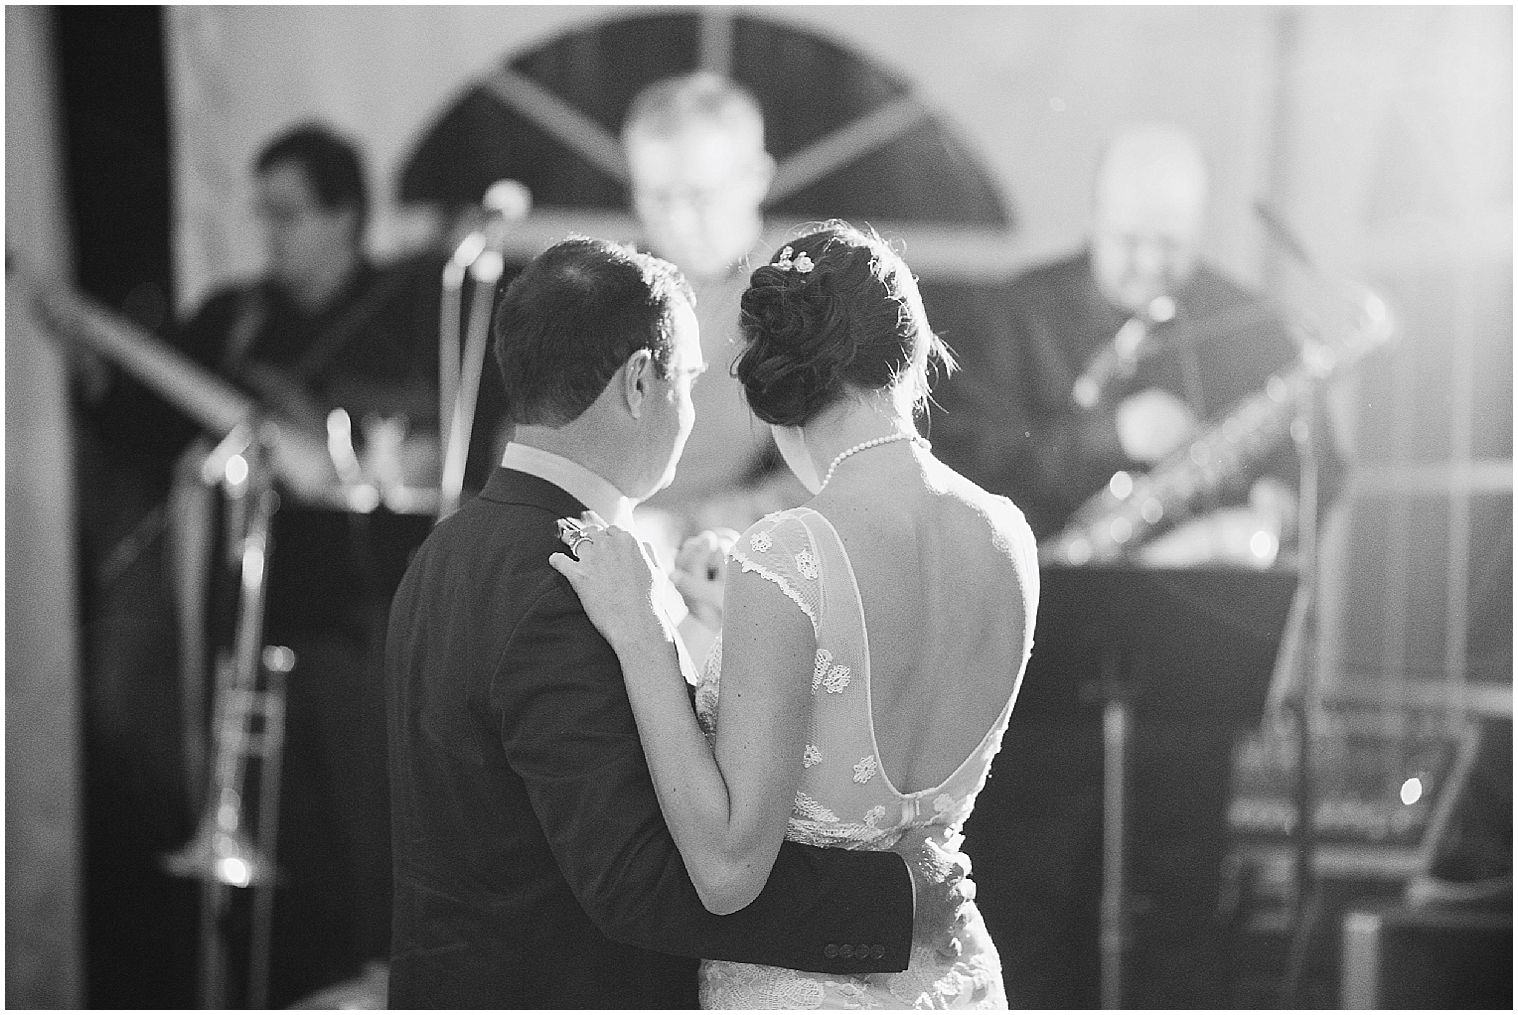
[813,449,1038,794]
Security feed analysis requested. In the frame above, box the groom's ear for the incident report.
[621,348,655,419]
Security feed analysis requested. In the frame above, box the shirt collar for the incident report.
[499,442,637,530]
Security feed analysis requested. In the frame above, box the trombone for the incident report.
[162,421,293,1010]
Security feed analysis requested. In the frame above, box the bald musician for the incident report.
[950,122,1314,1009]
[940,121,1302,562]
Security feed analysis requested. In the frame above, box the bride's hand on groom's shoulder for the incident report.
[892,828,976,961]
[672,528,738,631]
[550,513,671,651]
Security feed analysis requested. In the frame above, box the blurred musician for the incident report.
[161,123,434,1004]
[173,123,437,491]
[943,122,1305,565]
[949,122,1332,1009]
[41,120,439,1007]
[620,71,809,565]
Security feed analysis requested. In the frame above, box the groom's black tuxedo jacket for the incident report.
[386,468,914,1008]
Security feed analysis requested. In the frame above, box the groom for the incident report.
[386,237,966,1007]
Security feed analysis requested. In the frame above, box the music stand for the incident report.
[1030,563,1299,1008]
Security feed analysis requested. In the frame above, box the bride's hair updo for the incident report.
[735,220,953,427]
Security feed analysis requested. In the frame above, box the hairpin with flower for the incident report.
[771,246,815,274]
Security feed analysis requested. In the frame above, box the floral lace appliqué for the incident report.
[820,663,852,694]
[864,804,887,828]
[813,649,834,692]
[749,530,773,553]
[803,744,823,768]
[853,755,879,784]
[796,548,819,580]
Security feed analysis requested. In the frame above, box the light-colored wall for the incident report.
[776,5,1280,271]
[1271,5,1511,282]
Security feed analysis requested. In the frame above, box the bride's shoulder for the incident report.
[979,493,1036,554]
[734,507,819,555]
[935,473,1037,566]
[728,509,826,630]
[988,492,1034,535]
[981,496,1040,604]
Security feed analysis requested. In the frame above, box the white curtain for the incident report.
[163,5,1287,313]
[5,6,86,1006]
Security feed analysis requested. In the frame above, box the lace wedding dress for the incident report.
[693,505,1037,1009]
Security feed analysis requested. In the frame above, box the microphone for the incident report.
[438,179,533,362]
[1072,295,1176,409]
[469,180,532,284]
[445,179,533,283]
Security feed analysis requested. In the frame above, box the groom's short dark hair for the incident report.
[492,236,695,427]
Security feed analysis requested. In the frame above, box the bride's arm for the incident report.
[623,561,811,914]
[552,530,813,915]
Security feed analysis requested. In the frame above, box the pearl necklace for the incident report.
[818,432,929,490]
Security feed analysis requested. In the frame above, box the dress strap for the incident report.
[729,510,823,636]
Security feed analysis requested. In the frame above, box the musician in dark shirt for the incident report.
[77,123,434,1006]
[948,123,1319,1008]
[190,124,443,1004]
[175,125,437,482]
[937,122,1303,564]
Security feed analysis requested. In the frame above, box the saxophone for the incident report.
[1039,290,1392,566]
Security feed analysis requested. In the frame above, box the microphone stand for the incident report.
[439,249,503,520]
[438,233,485,514]
[1272,391,1324,1006]
[436,182,530,520]
[1251,203,1355,1004]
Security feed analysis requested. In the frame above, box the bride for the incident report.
[551,221,1039,1009]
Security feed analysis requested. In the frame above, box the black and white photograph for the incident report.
[6,4,1512,1010]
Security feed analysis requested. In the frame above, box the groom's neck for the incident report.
[512,423,632,498]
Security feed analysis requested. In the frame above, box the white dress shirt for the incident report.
[500,442,638,531]
[500,441,699,642]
